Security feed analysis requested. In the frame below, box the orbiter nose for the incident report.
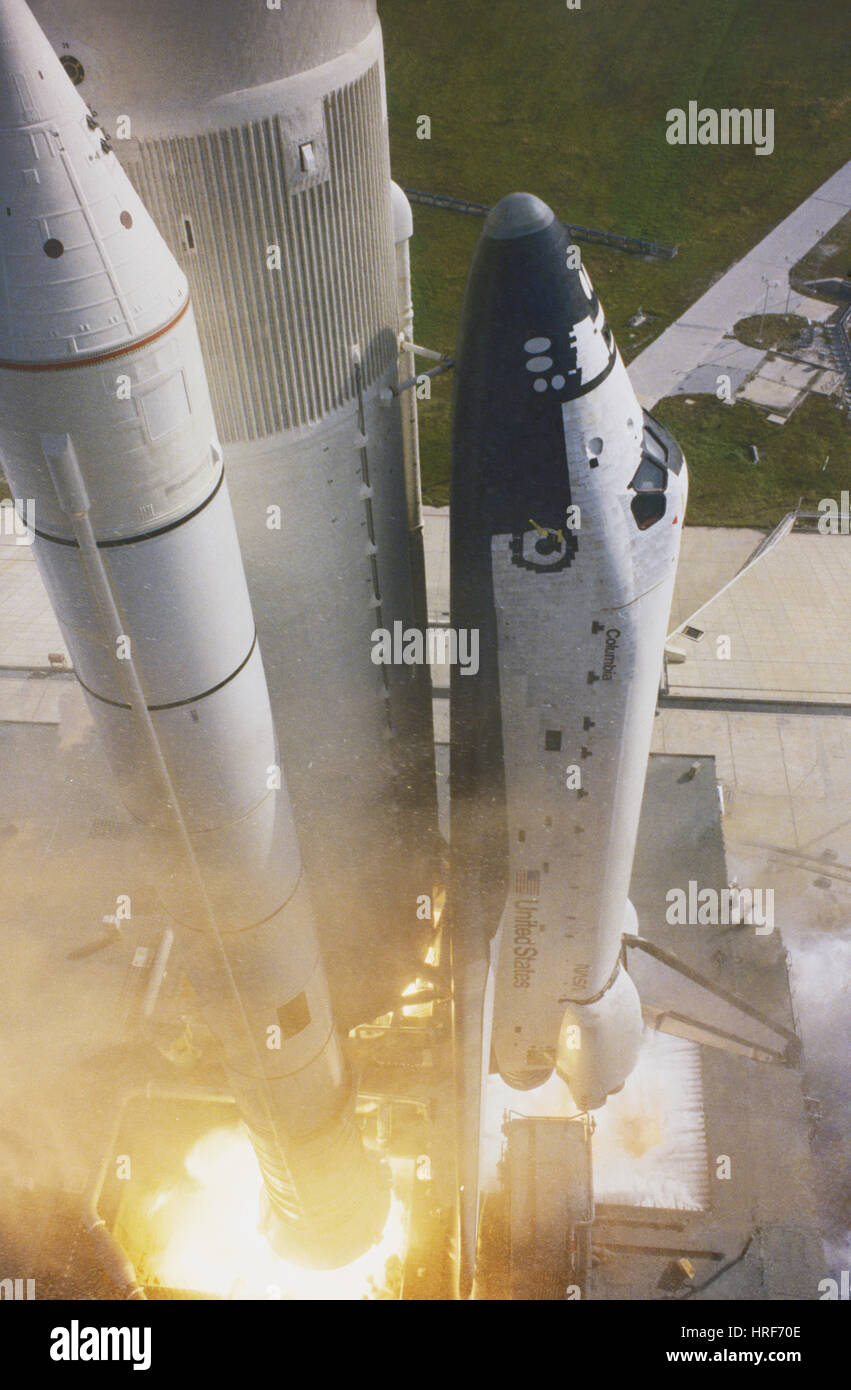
[456,190,617,411]
[482,192,555,240]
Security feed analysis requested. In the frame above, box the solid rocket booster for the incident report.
[450,194,687,1117]
[29,0,440,1028]
[0,0,387,1265]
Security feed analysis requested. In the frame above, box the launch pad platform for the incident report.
[0,679,826,1297]
[0,511,838,1298]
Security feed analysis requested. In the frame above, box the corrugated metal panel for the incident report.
[124,61,396,443]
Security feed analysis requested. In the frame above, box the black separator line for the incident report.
[33,468,225,549]
[77,630,257,712]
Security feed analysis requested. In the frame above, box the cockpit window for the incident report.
[641,426,668,466]
[630,458,666,492]
[645,412,684,475]
[631,492,667,529]
[627,413,683,530]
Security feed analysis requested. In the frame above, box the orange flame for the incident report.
[144,1126,407,1299]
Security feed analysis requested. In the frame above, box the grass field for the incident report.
[652,393,846,527]
[733,313,810,350]
[379,0,851,514]
[791,211,851,289]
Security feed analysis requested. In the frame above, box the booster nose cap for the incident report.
[0,0,80,130]
[483,192,555,240]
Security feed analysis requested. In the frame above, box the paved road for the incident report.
[629,159,851,408]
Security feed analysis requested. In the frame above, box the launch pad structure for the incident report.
[0,667,827,1299]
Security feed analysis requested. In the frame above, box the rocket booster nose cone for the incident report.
[483,192,555,241]
[0,0,81,128]
[0,0,188,362]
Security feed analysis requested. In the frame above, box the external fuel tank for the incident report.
[30,0,440,1026]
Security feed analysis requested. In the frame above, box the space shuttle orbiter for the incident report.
[449,192,687,1289]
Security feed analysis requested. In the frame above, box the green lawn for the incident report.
[379,0,851,510]
[733,314,810,350]
[791,210,851,289]
[652,393,847,527]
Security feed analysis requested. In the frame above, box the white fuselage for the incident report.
[490,353,687,1089]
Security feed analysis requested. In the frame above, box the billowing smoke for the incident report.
[482,1031,709,1210]
[731,843,850,1280]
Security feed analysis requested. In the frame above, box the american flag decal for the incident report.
[515,869,540,898]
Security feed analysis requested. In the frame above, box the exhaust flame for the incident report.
[143,1126,407,1299]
